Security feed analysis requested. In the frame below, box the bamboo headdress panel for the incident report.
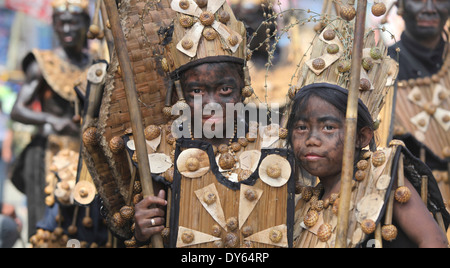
[163,0,247,77]
[52,0,89,13]
[290,18,399,130]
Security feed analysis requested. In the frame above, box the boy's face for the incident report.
[181,63,243,133]
[290,96,346,179]
[402,0,449,40]
[53,11,88,51]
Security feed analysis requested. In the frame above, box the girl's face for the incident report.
[291,96,346,180]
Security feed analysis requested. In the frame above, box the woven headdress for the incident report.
[51,0,89,13]
[161,0,249,115]
[289,2,399,144]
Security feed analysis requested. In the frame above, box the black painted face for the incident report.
[181,62,244,133]
[402,0,450,40]
[290,96,346,180]
[53,11,89,51]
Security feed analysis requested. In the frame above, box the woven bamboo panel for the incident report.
[99,0,174,198]
[82,0,175,239]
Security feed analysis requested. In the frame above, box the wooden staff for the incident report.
[335,0,368,248]
[103,0,164,248]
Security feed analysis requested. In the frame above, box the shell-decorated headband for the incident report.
[163,0,247,75]
[51,0,89,13]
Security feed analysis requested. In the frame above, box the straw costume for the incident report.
[80,0,302,248]
[388,18,450,215]
[288,0,449,248]
[13,0,110,248]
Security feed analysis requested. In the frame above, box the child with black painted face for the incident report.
[287,83,448,248]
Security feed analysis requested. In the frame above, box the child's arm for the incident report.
[393,179,448,248]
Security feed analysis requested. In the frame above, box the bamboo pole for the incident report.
[103,0,164,248]
[335,0,367,248]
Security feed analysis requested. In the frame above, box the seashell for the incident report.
[242,226,254,237]
[218,10,230,24]
[372,150,386,167]
[112,212,126,228]
[68,225,78,236]
[203,27,217,41]
[179,0,190,10]
[302,186,313,201]
[360,78,371,91]
[362,57,374,71]
[242,240,254,248]
[195,0,207,8]
[124,237,137,248]
[357,160,369,170]
[218,144,229,154]
[212,224,222,237]
[313,21,326,33]
[323,198,330,209]
[181,231,195,244]
[242,86,254,98]
[279,128,288,139]
[244,189,258,202]
[164,167,175,183]
[162,227,170,240]
[179,15,194,28]
[230,142,241,152]
[371,2,387,17]
[226,217,238,231]
[381,224,398,241]
[394,186,411,204]
[133,193,143,205]
[186,157,200,172]
[337,60,351,73]
[203,191,217,205]
[109,136,125,154]
[161,58,169,72]
[340,4,356,21]
[312,58,326,70]
[323,29,336,40]
[238,169,253,181]
[82,127,98,146]
[224,233,238,248]
[304,210,319,227]
[166,133,176,145]
[327,44,340,54]
[423,102,437,116]
[182,39,194,50]
[361,219,376,234]
[288,85,298,100]
[266,164,282,179]
[238,138,249,147]
[228,35,240,47]
[355,170,366,182]
[269,229,283,243]
[144,125,161,141]
[317,223,332,242]
[370,47,382,60]
[389,139,406,147]
[443,147,450,158]
[219,153,236,170]
[311,200,324,212]
[199,11,215,26]
[332,198,340,215]
[119,206,135,221]
[162,106,173,118]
